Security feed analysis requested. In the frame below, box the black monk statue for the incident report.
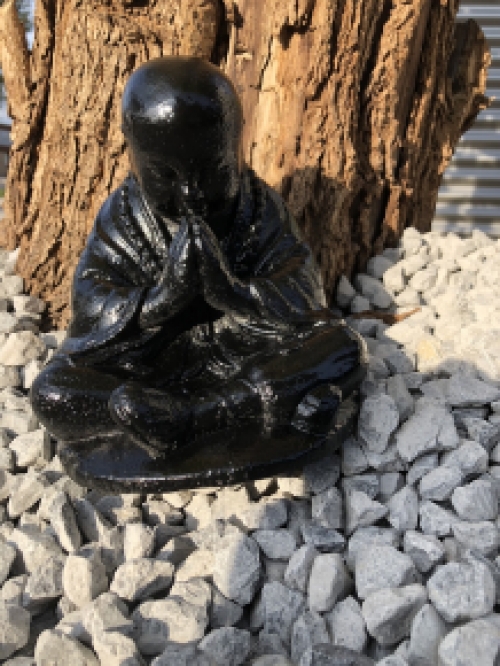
[30,56,367,492]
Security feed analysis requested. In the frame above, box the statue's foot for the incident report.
[291,384,342,435]
[109,382,192,455]
[110,376,268,456]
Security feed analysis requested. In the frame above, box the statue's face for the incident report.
[126,126,242,221]
[121,56,244,225]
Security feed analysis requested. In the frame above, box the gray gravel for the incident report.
[0,230,499,664]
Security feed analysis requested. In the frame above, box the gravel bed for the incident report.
[0,228,499,665]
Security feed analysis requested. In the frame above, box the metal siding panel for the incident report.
[434,2,500,237]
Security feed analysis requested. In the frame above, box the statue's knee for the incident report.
[30,361,70,421]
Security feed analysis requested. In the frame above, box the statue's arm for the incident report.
[138,219,199,329]
[193,219,333,329]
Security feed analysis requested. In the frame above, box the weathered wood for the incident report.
[0,0,490,328]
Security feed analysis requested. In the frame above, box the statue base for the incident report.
[58,395,359,493]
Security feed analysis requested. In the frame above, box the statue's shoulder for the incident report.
[92,176,133,238]
[245,167,306,246]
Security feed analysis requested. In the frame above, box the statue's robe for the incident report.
[32,165,365,446]
[57,165,343,380]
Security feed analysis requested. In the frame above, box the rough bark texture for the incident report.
[0,0,490,328]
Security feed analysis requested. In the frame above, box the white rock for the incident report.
[361,584,427,647]
[110,558,173,603]
[132,597,208,655]
[142,499,183,526]
[387,486,419,532]
[0,331,46,365]
[0,365,21,389]
[401,228,424,256]
[155,535,194,566]
[446,373,500,408]
[451,479,498,521]
[367,255,394,279]
[341,437,369,476]
[396,400,458,463]
[21,358,45,391]
[355,546,420,600]
[46,491,82,553]
[419,501,457,537]
[6,525,65,574]
[418,465,463,501]
[95,495,142,526]
[350,294,371,314]
[0,540,16,585]
[7,471,49,518]
[1,408,39,435]
[22,555,65,614]
[239,498,288,530]
[438,615,500,666]
[0,601,30,660]
[308,553,351,612]
[123,523,155,561]
[252,529,296,560]
[383,264,406,294]
[1,276,24,296]
[406,453,439,485]
[261,580,305,644]
[342,473,379,499]
[403,531,445,573]
[395,286,421,307]
[11,294,45,315]
[407,603,447,666]
[345,526,400,572]
[345,489,388,535]
[378,472,405,502]
[184,493,213,530]
[72,498,112,542]
[210,586,243,628]
[62,549,108,608]
[284,544,318,593]
[213,531,261,605]
[93,630,144,666]
[34,629,99,665]
[0,574,27,605]
[336,275,357,309]
[409,266,438,292]
[386,374,414,422]
[325,595,367,653]
[452,520,499,557]
[311,487,343,530]
[198,627,252,666]
[174,548,214,582]
[463,417,500,451]
[0,446,14,471]
[358,393,399,453]
[440,439,489,477]
[290,610,329,665]
[169,578,212,611]
[8,429,51,468]
[427,560,496,623]
[210,487,251,521]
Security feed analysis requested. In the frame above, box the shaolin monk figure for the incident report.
[30,56,367,491]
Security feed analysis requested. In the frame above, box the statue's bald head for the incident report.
[121,56,244,221]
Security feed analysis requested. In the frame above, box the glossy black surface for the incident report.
[58,395,360,493]
[30,56,367,492]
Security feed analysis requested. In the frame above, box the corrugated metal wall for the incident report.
[433,2,500,237]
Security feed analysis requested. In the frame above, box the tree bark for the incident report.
[0,0,490,328]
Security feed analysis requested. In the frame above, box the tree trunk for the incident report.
[0,0,490,329]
